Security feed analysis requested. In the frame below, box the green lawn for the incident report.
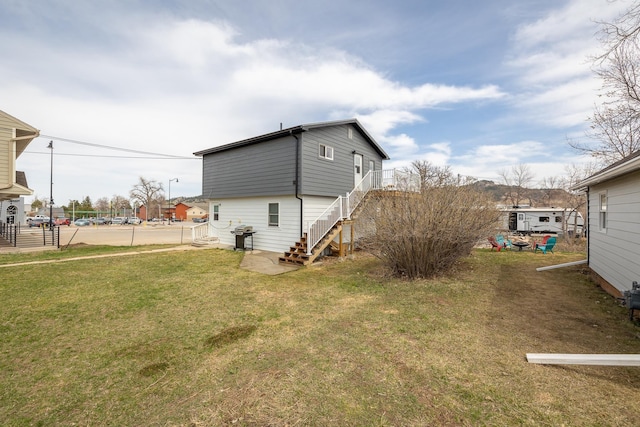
[1,247,639,426]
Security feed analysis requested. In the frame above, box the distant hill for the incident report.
[470,180,576,207]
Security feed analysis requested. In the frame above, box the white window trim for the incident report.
[319,144,334,161]
[598,192,607,231]
[268,202,279,227]
[348,128,353,139]
[213,204,220,221]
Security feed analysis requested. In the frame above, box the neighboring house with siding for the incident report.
[0,110,39,226]
[0,110,39,202]
[193,119,389,253]
[185,202,208,221]
[571,150,640,297]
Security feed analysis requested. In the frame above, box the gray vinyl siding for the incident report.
[300,124,383,197]
[202,135,298,199]
[588,170,640,293]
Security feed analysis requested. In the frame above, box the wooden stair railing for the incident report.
[279,223,343,266]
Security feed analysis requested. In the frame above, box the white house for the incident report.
[193,119,389,258]
[571,150,640,297]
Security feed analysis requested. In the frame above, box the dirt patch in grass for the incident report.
[204,324,258,349]
[138,362,170,377]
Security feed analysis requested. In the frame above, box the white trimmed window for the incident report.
[599,192,607,231]
[213,204,219,221]
[268,203,279,227]
[319,144,334,160]
[348,128,353,139]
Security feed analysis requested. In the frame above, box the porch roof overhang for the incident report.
[0,182,33,201]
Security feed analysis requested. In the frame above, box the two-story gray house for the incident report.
[193,119,389,254]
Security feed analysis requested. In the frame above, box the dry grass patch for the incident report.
[1,246,639,426]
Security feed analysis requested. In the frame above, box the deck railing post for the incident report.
[344,193,350,219]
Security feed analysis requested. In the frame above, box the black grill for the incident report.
[231,225,255,250]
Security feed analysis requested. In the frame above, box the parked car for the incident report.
[55,217,70,226]
[28,217,52,228]
[27,215,49,224]
[111,217,127,225]
[192,217,206,223]
[128,217,142,225]
[74,218,91,226]
[91,217,109,225]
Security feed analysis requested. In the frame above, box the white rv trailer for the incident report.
[500,206,584,236]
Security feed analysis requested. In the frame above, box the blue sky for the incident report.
[1,0,630,205]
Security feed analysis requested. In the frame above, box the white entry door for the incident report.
[354,154,363,187]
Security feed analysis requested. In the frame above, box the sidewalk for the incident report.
[0,245,300,275]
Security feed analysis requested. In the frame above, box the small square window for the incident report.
[268,203,279,227]
[319,144,334,160]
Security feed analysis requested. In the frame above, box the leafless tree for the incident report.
[499,163,534,206]
[539,176,561,206]
[130,177,163,221]
[576,1,640,164]
[94,197,109,214]
[555,163,598,244]
[405,160,457,190]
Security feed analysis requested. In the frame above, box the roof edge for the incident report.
[193,118,390,160]
[570,151,640,191]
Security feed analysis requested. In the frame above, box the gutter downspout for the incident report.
[586,188,590,266]
[292,132,303,237]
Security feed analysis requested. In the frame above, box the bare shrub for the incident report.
[358,174,500,279]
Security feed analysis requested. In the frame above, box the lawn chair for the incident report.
[488,236,502,251]
[534,236,556,254]
[496,234,512,250]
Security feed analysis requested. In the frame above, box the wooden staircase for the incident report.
[278,170,420,267]
[279,222,344,266]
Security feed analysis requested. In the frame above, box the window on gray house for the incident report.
[213,205,219,221]
[268,203,279,227]
[599,192,607,230]
[319,144,334,160]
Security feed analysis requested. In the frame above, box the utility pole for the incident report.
[47,141,54,228]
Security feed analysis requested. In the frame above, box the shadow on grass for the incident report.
[205,324,257,349]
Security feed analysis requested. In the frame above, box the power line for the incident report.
[24,150,197,160]
[39,133,193,159]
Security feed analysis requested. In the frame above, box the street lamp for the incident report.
[47,141,54,228]
[168,178,178,223]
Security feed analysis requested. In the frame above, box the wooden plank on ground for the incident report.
[526,353,640,366]
[536,259,587,272]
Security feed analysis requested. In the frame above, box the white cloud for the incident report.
[504,0,628,130]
